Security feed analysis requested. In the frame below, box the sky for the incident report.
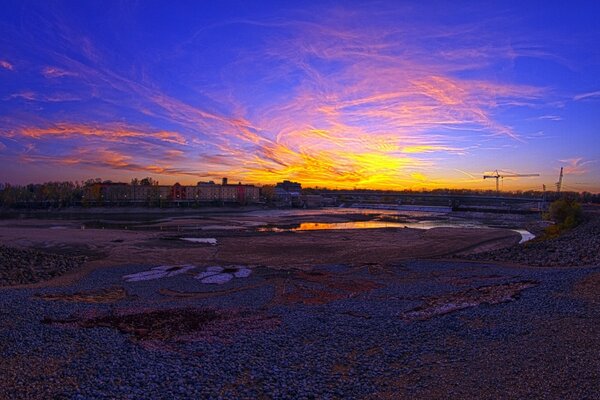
[1,0,599,192]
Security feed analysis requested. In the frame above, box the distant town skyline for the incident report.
[1,1,599,192]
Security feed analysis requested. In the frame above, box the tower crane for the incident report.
[556,167,564,194]
[483,170,540,193]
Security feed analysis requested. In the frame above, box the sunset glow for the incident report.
[1,1,599,191]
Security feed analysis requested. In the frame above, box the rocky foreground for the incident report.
[2,261,600,399]
[463,213,600,267]
[1,211,600,398]
[0,245,87,286]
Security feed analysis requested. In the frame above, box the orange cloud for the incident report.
[19,123,187,145]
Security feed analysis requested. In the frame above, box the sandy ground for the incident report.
[0,213,520,287]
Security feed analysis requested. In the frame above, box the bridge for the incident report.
[314,191,546,212]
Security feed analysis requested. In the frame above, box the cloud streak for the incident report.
[560,158,596,176]
[13,123,186,146]
[574,91,600,101]
[41,66,77,78]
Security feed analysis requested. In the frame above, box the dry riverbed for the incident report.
[0,211,521,286]
[1,209,599,399]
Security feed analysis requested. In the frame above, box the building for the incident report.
[82,178,259,205]
[82,182,130,204]
[274,180,302,205]
[275,180,302,195]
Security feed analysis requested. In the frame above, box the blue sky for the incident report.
[1,0,599,191]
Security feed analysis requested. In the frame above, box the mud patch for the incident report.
[402,281,538,320]
[43,307,280,344]
[157,266,380,306]
[572,272,600,303]
[44,308,218,341]
[271,269,382,306]
[35,286,128,303]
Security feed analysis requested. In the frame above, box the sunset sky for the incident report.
[1,1,599,191]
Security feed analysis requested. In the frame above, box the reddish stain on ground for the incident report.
[402,281,539,320]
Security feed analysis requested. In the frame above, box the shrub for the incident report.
[544,199,582,236]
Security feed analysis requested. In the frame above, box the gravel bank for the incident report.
[0,245,87,286]
[462,213,600,267]
[2,261,600,399]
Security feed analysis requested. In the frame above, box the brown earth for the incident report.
[0,216,520,288]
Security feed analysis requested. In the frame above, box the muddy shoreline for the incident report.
[0,208,532,287]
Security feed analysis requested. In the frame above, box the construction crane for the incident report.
[556,167,564,194]
[483,170,540,193]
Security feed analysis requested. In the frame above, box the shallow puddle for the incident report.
[257,220,535,243]
[181,238,217,245]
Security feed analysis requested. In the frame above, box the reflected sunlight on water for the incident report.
[258,219,535,243]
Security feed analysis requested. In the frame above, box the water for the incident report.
[513,229,536,244]
[257,212,535,243]
[259,221,408,231]
[74,206,536,243]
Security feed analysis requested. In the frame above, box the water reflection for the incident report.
[294,221,405,230]
[258,220,535,243]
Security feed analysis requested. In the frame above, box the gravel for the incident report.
[2,260,600,399]
[462,213,600,267]
[0,245,87,286]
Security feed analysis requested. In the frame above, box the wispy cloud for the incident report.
[5,91,84,102]
[5,92,37,101]
[15,122,187,146]
[560,158,596,175]
[41,66,77,78]
[536,115,562,121]
[19,147,207,178]
[573,91,600,101]
[0,60,13,70]
[401,145,464,154]
[454,169,479,180]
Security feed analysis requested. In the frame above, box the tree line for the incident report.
[1,179,599,208]
[0,178,159,208]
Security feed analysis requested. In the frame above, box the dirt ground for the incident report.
[0,212,520,288]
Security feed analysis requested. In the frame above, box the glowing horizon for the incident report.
[1,2,599,192]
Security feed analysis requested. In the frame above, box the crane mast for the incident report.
[556,167,564,194]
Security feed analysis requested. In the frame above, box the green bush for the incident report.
[544,199,582,236]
